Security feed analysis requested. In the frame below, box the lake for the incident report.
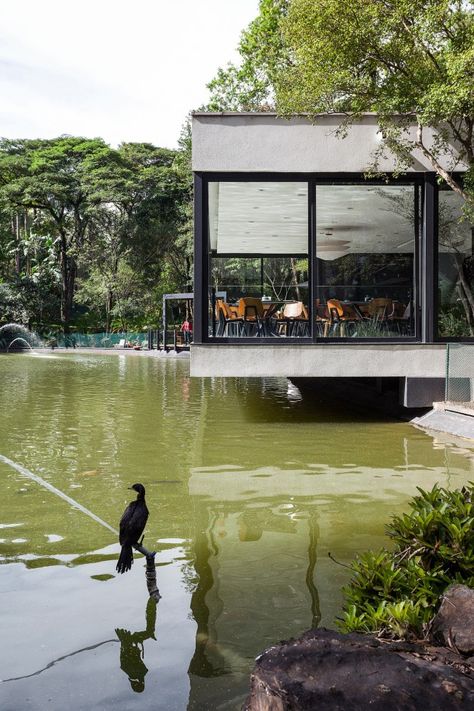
[1,352,473,710]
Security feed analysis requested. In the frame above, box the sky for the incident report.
[0,0,259,148]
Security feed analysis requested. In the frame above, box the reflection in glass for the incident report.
[115,597,158,693]
[438,187,474,337]
[208,182,309,338]
[315,184,416,338]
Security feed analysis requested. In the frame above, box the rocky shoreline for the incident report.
[245,585,474,710]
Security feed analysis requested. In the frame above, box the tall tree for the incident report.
[79,141,191,330]
[207,0,289,111]
[279,0,474,207]
[0,137,116,331]
[208,0,474,212]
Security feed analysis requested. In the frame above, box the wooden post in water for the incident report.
[132,539,161,601]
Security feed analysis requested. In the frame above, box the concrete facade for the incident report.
[191,114,468,403]
[190,344,447,378]
[192,113,466,174]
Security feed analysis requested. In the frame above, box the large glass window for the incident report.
[204,179,422,341]
[437,187,474,338]
[208,182,309,338]
[315,184,417,338]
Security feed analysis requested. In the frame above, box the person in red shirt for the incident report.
[181,318,193,345]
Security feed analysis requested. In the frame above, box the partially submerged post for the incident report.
[133,539,161,601]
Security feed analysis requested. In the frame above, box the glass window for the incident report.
[315,185,417,338]
[208,182,309,338]
[437,187,474,338]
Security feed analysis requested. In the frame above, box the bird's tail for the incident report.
[116,544,133,574]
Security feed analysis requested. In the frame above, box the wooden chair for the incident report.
[325,299,360,337]
[216,299,244,337]
[389,301,412,335]
[237,297,265,336]
[280,301,309,337]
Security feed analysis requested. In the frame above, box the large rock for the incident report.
[431,585,474,655]
[245,628,474,711]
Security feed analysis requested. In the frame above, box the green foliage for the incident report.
[208,0,474,213]
[340,483,474,638]
[0,136,192,333]
[438,304,473,336]
[207,0,289,110]
[281,0,474,209]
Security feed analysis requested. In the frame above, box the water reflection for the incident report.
[115,597,158,693]
[2,355,474,710]
[188,514,228,679]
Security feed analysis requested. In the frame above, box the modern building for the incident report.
[191,113,472,406]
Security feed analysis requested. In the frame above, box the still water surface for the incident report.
[1,353,474,710]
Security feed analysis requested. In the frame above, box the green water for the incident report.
[1,352,474,710]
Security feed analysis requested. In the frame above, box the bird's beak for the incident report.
[127,486,133,490]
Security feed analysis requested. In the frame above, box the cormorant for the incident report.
[116,483,149,574]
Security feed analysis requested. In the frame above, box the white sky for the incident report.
[0,0,259,148]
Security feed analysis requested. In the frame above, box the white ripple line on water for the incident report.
[0,453,118,536]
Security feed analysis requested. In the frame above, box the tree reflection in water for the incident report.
[115,597,158,693]
[186,502,322,707]
[188,511,228,679]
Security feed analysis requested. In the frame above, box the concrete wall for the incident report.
[190,344,446,378]
[192,113,466,174]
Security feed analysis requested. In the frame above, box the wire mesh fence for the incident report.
[53,332,149,349]
[446,344,474,404]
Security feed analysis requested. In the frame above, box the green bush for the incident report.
[339,484,474,639]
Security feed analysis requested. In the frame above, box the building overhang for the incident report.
[190,344,446,378]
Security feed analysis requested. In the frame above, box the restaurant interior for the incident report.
[206,180,472,341]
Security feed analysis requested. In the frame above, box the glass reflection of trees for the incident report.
[438,190,474,337]
[211,256,308,303]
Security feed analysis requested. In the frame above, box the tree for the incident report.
[279,1,474,206]
[207,0,289,111]
[208,1,474,333]
[208,1,474,211]
[0,137,192,333]
[81,142,186,331]
[0,137,116,331]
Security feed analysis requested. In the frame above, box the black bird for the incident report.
[116,483,149,574]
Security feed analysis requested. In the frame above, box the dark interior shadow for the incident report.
[238,377,402,424]
[115,597,158,693]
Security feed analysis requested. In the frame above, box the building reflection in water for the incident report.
[115,597,158,693]
[186,495,321,708]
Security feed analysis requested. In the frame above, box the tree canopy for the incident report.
[0,137,191,333]
[208,0,474,211]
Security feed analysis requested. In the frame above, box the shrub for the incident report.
[339,484,474,639]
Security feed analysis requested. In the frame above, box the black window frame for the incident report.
[435,175,474,342]
[193,171,457,345]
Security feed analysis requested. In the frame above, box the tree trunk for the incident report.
[455,282,474,336]
[59,232,77,334]
[105,288,113,333]
[290,258,301,301]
